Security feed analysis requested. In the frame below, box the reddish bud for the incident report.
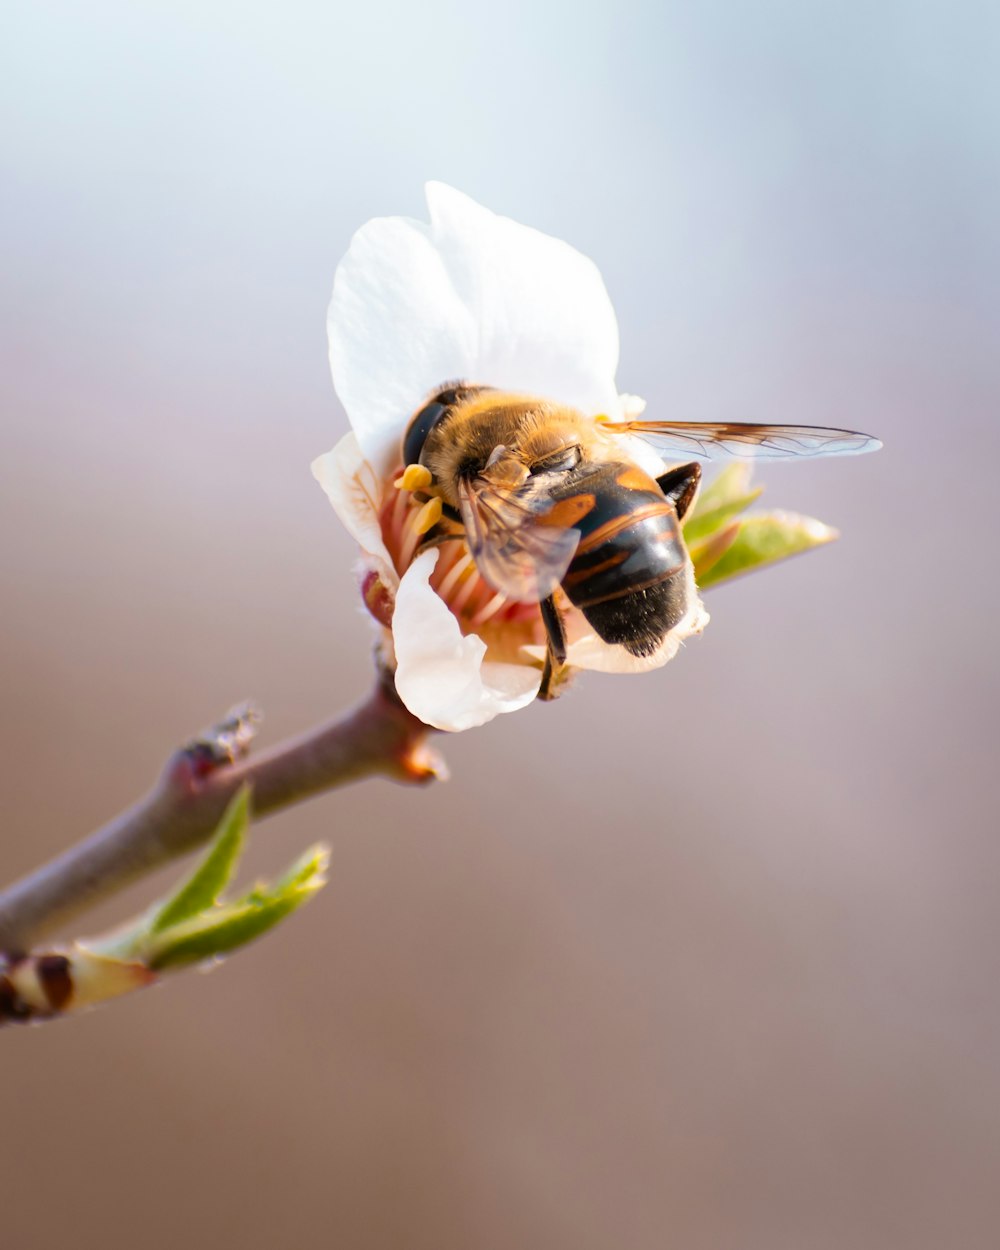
[361,570,395,629]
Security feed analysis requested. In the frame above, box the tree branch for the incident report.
[0,679,445,952]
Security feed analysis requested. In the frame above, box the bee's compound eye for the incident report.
[403,386,472,468]
[403,401,446,469]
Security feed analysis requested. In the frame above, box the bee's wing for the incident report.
[605,419,881,461]
[457,477,581,603]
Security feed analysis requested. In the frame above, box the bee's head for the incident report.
[402,384,490,468]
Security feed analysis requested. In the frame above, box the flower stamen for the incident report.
[469,591,508,627]
[436,549,475,600]
[390,474,410,531]
[397,464,433,492]
[448,568,483,616]
[414,497,443,535]
[397,512,424,570]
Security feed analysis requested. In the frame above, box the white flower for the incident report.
[312,184,708,732]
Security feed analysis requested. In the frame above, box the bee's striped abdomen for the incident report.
[552,462,693,657]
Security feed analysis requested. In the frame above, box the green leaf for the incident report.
[269,845,332,895]
[683,485,764,546]
[696,511,838,589]
[689,521,741,581]
[146,845,330,971]
[148,787,250,934]
[82,785,329,980]
[688,463,755,517]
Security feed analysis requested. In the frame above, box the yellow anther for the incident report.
[593,413,610,424]
[414,496,443,535]
[397,464,433,492]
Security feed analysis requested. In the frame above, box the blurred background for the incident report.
[2,2,998,1247]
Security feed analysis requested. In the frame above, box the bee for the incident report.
[400,384,880,699]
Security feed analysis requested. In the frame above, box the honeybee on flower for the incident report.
[313,184,879,732]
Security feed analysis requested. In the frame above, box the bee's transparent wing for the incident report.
[605,419,881,461]
[457,477,581,603]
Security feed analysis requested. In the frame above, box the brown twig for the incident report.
[0,678,445,951]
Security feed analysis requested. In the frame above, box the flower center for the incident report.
[379,470,544,659]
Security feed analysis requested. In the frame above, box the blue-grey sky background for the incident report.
[2,4,998,1248]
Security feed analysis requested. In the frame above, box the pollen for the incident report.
[414,497,443,535]
[397,464,433,492]
[377,474,543,663]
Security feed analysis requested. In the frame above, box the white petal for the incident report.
[311,432,396,585]
[562,615,705,673]
[616,393,647,420]
[609,427,671,481]
[329,217,476,477]
[522,577,710,674]
[329,183,621,477]
[393,550,540,732]
[424,183,620,411]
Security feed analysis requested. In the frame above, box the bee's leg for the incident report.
[656,462,702,521]
[539,653,556,701]
[540,596,568,666]
[414,530,464,557]
[538,596,567,701]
